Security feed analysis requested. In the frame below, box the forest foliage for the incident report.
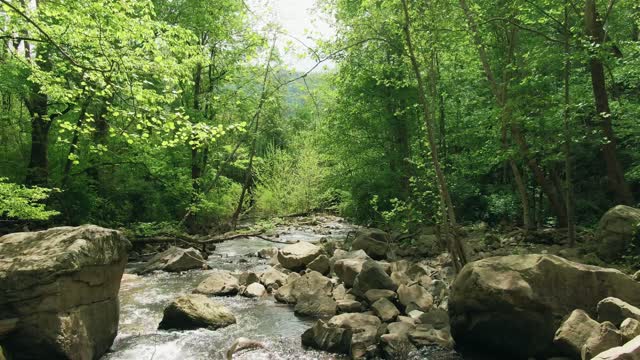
[0,0,638,247]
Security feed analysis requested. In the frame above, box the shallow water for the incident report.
[103,216,355,360]
[103,216,462,360]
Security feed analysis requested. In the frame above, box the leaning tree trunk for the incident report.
[584,0,634,205]
[401,0,468,271]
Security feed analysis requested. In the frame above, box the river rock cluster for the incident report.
[273,229,457,359]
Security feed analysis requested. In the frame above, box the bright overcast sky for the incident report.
[247,0,336,72]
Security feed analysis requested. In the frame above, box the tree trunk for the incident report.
[25,91,50,187]
[564,3,576,247]
[401,0,467,270]
[230,36,277,229]
[584,0,634,205]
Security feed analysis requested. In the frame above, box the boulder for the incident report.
[335,258,366,288]
[419,308,450,330]
[364,289,397,304]
[301,320,351,354]
[409,324,454,349]
[275,271,333,304]
[337,300,362,313]
[390,260,411,274]
[193,271,239,296]
[352,261,397,297]
[449,254,640,358]
[158,294,236,330]
[397,284,433,312]
[351,229,390,260]
[328,313,382,359]
[621,319,640,342]
[633,271,640,282]
[595,205,640,261]
[380,333,417,360]
[333,284,348,300]
[257,247,278,259]
[598,298,640,326]
[371,298,400,322]
[406,263,433,280]
[554,309,601,357]
[295,292,338,317]
[308,254,331,275]
[582,322,624,360]
[138,246,204,274]
[592,335,640,360]
[242,283,266,298]
[330,249,371,275]
[238,271,260,286]
[390,272,411,287]
[277,242,323,271]
[259,268,287,291]
[0,225,130,360]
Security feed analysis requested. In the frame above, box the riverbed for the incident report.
[103,216,356,360]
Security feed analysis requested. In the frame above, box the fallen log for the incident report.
[198,230,266,244]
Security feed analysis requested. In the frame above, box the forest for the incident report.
[0,0,640,359]
[1,0,639,242]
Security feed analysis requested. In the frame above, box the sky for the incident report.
[248,0,336,72]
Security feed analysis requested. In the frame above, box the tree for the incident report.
[584,0,634,205]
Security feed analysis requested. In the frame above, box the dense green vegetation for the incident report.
[1,0,638,257]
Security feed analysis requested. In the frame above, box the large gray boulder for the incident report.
[295,292,338,318]
[158,294,236,330]
[193,271,239,296]
[449,254,640,359]
[352,261,397,297]
[554,309,600,358]
[596,205,640,261]
[301,320,352,355]
[138,246,204,274]
[335,258,366,288]
[371,298,400,322]
[275,271,333,304]
[330,249,370,275]
[592,335,640,360]
[351,229,390,260]
[277,242,323,271]
[302,313,383,359]
[328,313,382,359]
[620,319,640,342]
[397,284,433,313]
[582,322,624,360]
[598,298,640,327]
[0,225,130,360]
[307,254,331,275]
[259,267,287,291]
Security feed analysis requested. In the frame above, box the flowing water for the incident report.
[102,216,358,360]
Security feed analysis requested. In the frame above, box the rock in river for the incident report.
[158,294,236,330]
[138,246,205,274]
[277,242,323,271]
[0,225,130,360]
[449,254,640,359]
[193,270,239,296]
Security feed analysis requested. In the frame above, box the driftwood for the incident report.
[131,236,198,248]
[198,230,266,244]
[254,234,298,244]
